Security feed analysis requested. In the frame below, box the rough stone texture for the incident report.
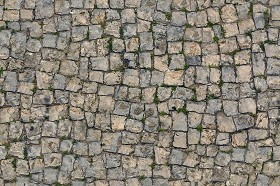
[0,0,278,185]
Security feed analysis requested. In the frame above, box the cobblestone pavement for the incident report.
[0,0,279,185]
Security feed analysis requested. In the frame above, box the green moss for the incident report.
[268,152,273,159]
[138,175,146,180]
[116,65,125,72]
[0,67,4,77]
[184,64,189,70]
[86,31,89,40]
[255,74,266,79]
[248,3,253,16]
[31,86,37,94]
[153,94,159,105]
[11,138,18,143]
[139,93,143,100]
[218,80,224,88]
[196,124,203,132]
[245,31,252,39]
[224,149,234,154]
[208,64,219,68]
[249,113,257,117]
[206,94,219,100]
[24,146,28,160]
[160,83,169,87]
[165,162,172,167]
[207,21,214,27]
[227,49,240,56]
[54,182,71,186]
[59,136,69,141]
[220,25,226,38]
[3,143,10,150]
[39,21,44,27]
[149,162,156,169]
[119,27,124,38]
[264,40,273,44]
[264,9,270,29]
[0,25,6,31]
[62,151,70,156]
[136,47,141,54]
[186,23,193,28]
[167,56,172,66]
[218,8,222,18]
[149,24,153,32]
[259,42,265,52]
[32,36,44,40]
[48,86,54,91]
[166,12,172,20]
[100,21,106,29]
[158,128,166,132]
[107,38,113,52]
[191,95,197,101]
[12,158,17,169]
[72,139,78,145]
[51,31,59,36]
[159,111,168,116]
[213,36,219,44]
[180,7,188,13]
[101,33,107,38]
[242,144,249,149]
[177,107,189,115]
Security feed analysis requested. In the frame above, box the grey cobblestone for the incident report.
[0,0,279,185]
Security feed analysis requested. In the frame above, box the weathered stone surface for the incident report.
[1,159,16,180]
[239,98,257,114]
[59,60,78,76]
[0,107,19,123]
[35,0,54,19]
[184,42,201,56]
[265,44,280,58]
[4,71,17,92]
[232,131,247,147]
[0,1,277,184]
[248,129,268,141]
[263,162,280,176]
[212,167,230,182]
[164,70,184,85]
[183,152,199,167]
[216,133,230,145]
[234,114,255,131]
[173,132,187,148]
[102,133,121,152]
[201,129,216,145]
[221,5,238,23]
[10,32,26,59]
[217,113,236,132]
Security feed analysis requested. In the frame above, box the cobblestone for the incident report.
[0,0,279,185]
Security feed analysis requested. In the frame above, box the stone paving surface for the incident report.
[0,0,279,185]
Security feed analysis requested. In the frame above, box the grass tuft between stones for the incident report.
[196,124,203,132]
